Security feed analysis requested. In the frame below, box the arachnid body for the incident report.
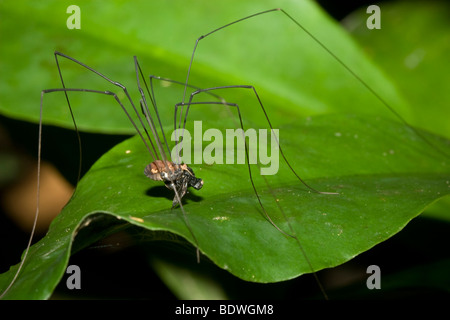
[144,160,203,207]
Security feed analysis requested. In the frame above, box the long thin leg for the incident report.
[54,52,159,162]
[146,75,228,165]
[134,57,170,163]
[173,100,295,238]
[56,53,202,261]
[181,8,280,104]
[173,99,328,299]
[149,75,225,131]
[132,63,204,262]
[260,174,328,299]
[177,85,338,297]
[147,76,330,200]
[1,79,214,298]
[180,85,339,195]
[182,8,449,159]
[147,75,227,162]
[0,87,144,298]
[149,78,335,234]
[144,78,298,235]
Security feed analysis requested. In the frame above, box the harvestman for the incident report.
[1,8,412,299]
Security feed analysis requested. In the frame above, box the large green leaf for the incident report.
[1,0,449,299]
[0,114,449,299]
[0,0,409,133]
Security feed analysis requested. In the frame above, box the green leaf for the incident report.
[0,114,449,299]
[150,257,229,300]
[0,0,409,133]
[345,1,450,139]
[1,0,449,299]
[344,1,450,220]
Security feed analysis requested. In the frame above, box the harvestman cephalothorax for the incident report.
[1,7,423,299]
